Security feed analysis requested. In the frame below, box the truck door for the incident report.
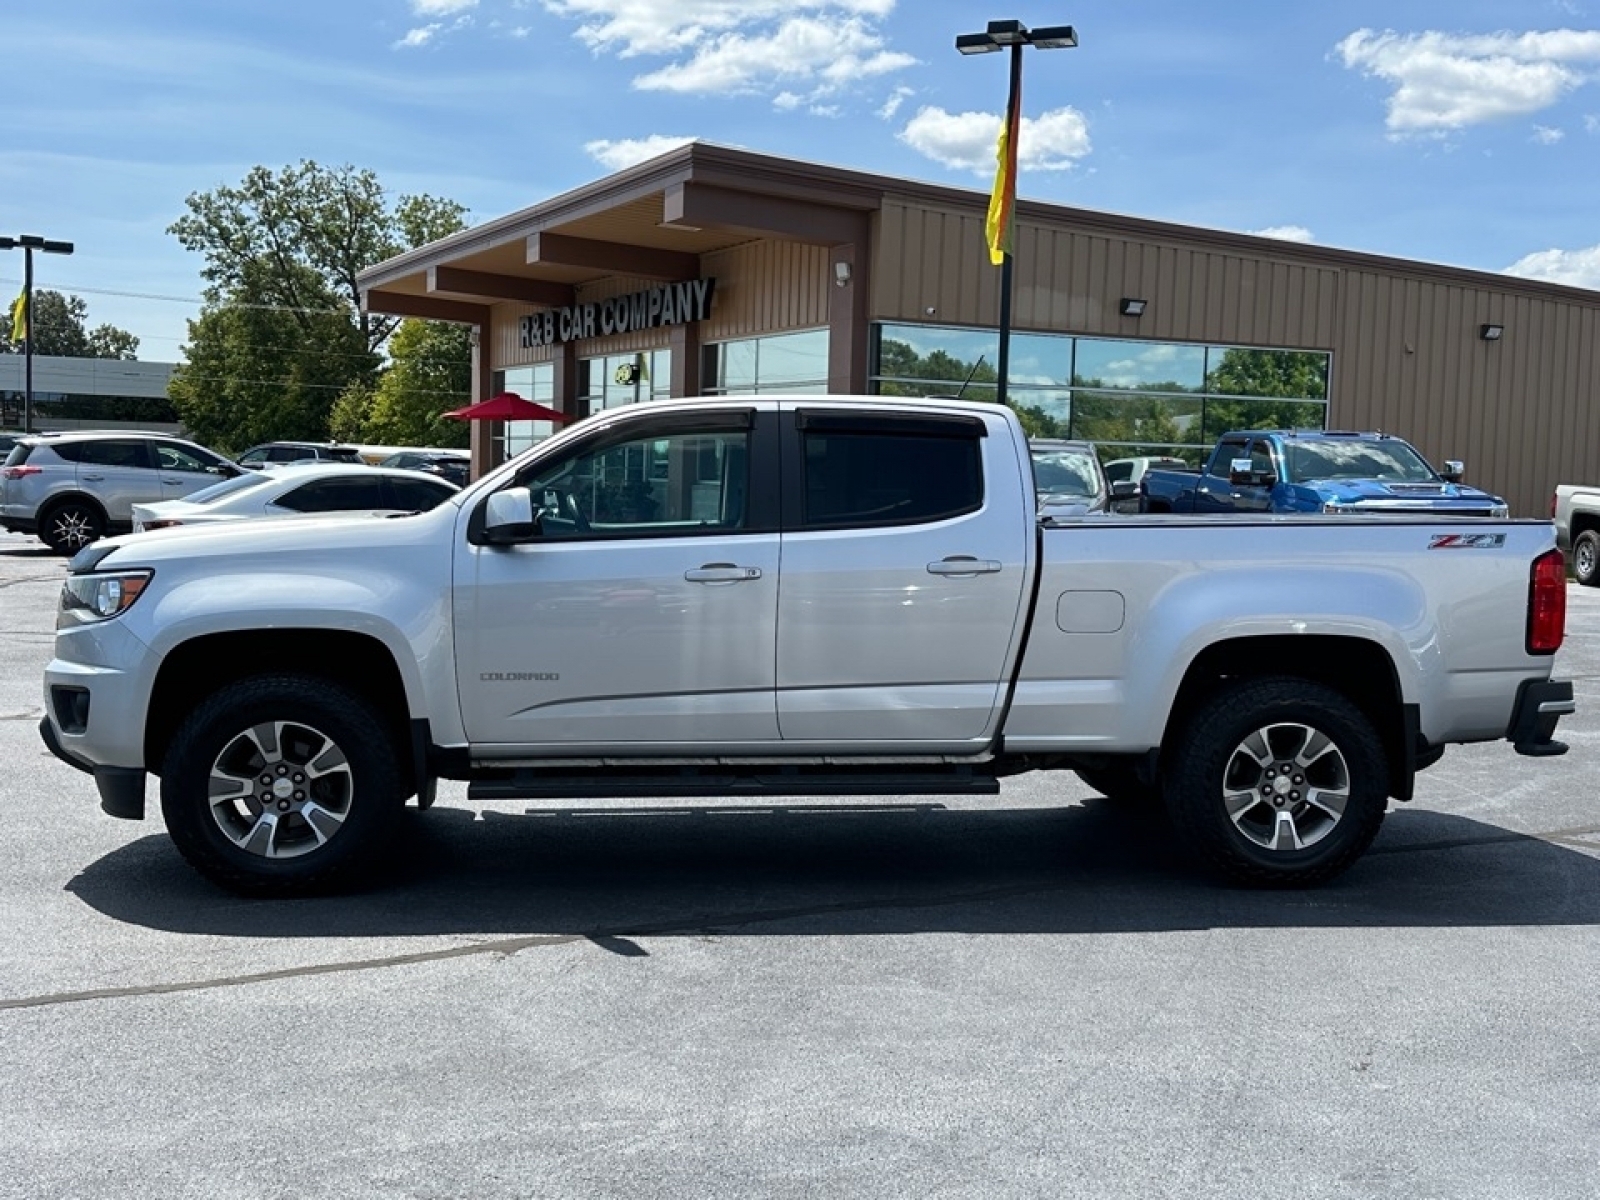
[774,407,1031,747]
[456,408,783,749]
[1189,437,1252,512]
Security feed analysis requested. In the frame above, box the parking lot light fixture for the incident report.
[1,233,76,434]
[953,19,1077,410]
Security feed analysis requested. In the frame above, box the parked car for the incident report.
[1551,483,1600,585]
[1139,430,1509,517]
[131,463,459,532]
[234,441,366,470]
[0,431,241,553]
[1028,439,1135,516]
[377,449,470,487]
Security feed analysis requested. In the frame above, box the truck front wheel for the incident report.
[159,674,405,896]
[1573,530,1600,586]
[1165,677,1389,887]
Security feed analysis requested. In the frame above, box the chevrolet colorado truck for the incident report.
[40,397,1572,895]
[1552,483,1600,586]
[1139,429,1509,517]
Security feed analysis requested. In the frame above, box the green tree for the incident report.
[0,290,139,359]
[168,264,377,453]
[167,161,468,448]
[169,160,467,354]
[355,319,471,447]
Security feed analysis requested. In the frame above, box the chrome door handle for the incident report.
[685,563,763,583]
[927,557,1002,576]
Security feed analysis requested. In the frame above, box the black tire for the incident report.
[1164,676,1389,887]
[160,674,405,896]
[1075,763,1163,807]
[1573,530,1600,587]
[41,500,105,555]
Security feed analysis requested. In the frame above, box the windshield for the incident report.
[180,472,279,505]
[1285,440,1437,483]
[1031,448,1102,498]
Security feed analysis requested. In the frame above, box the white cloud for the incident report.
[395,24,442,47]
[1533,124,1566,142]
[583,134,697,170]
[1249,225,1316,243]
[1586,113,1600,132]
[878,85,913,120]
[412,0,477,13]
[542,0,895,56]
[1335,28,1600,137]
[1504,244,1600,289]
[773,92,803,111]
[898,105,1091,173]
[632,16,913,94]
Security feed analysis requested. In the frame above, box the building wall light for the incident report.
[1480,323,1504,341]
[833,260,853,287]
[1120,297,1147,317]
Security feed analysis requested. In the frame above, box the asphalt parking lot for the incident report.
[2,529,1597,1199]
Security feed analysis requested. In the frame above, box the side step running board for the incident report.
[467,764,1000,802]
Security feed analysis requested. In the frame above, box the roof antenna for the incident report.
[955,355,986,400]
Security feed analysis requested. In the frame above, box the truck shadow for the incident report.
[65,800,1600,940]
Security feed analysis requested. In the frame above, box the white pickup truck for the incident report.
[41,397,1573,895]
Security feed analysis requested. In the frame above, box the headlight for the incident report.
[1491,503,1509,518]
[59,570,153,624]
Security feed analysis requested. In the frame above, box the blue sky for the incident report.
[8,0,1600,363]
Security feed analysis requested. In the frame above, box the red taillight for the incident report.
[3,465,40,479]
[1528,548,1567,654]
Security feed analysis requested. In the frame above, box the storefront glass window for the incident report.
[495,363,558,459]
[871,323,1330,459]
[703,329,829,395]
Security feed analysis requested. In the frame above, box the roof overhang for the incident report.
[360,142,881,321]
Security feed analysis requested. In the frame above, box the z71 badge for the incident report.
[1429,533,1506,549]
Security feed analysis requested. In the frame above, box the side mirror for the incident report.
[1440,460,1465,483]
[483,487,541,544]
[1110,480,1138,499]
[1228,458,1276,487]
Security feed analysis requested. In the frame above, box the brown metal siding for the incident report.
[699,240,830,341]
[873,201,1340,350]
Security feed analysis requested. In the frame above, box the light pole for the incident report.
[955,19,1077,409]
[1,234,76,434]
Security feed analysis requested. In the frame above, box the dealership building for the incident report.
[357,142,1600,518]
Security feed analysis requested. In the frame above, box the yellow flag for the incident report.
[984,82,1021,266]
[8,291,24,343]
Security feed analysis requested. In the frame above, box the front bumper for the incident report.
[1507,678,1575,756]
[39,716,147,818]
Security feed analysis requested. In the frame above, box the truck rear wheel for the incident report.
[1573,530,1600,587]
[159,674,404,896]
[1164,677,1388,887]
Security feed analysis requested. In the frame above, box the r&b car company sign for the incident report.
[520,278,715,349]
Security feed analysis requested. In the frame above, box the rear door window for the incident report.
[794,414,984,529]
[75,440,153,469]
[274,477,387,512]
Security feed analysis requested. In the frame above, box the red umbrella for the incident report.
[444,391,570,422]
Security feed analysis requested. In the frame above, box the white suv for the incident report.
[0,432,240,553]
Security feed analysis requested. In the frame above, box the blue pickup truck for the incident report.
[1139,430,1509,517]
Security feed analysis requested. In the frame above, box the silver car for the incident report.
[0,432,240,553]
